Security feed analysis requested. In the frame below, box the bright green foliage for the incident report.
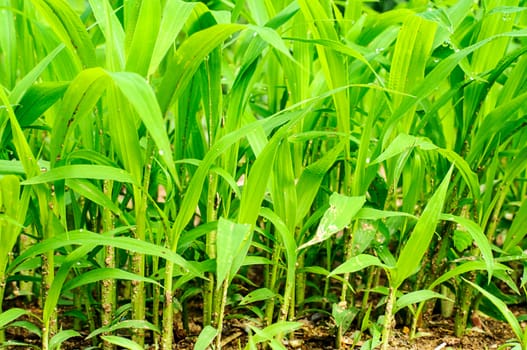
[0,0,526,349]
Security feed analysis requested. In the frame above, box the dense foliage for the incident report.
[0,0,526,349]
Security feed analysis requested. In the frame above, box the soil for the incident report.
[3,297,519,350]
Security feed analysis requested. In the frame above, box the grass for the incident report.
[0,0,526,349]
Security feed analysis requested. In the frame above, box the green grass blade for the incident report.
[329,254,388,276]
[157,23,245,112]
[394,290,452,314]
[440,213,495,280]
[0,308,29,328]
[194,326,218,350]
[216,218,251,288]
[22,165,137,185]
[49,330,80,350]
[100,335,143,350]
[31,0,95,69]
[87,320,159,339]
[393,166,453,288]
[62,268,161,292]
[298,193,366,251]
[125,0,160,76]
[148,0,197,75]
[110,71,179,187]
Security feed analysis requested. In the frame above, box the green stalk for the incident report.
[215,278,230,350]
[101,180,116,350]
[131,139,155,346]
[205,174,219,327]
[381,286,397,350]
[161,261,174,350]
[265,241,281,326]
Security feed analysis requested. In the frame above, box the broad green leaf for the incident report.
[394,290,452,314]
[49,329,80,350]
[100,335,143,350]
[330,254,388,276]
[14,82,68,129]
[32,0,95,69]
[298,194,365,251]
[370,133,437,165]
[248,25,293,59]
[240,288,277,305]
[65,179,123,218]
[392,166,453,288]
[50,67,111,166]
[62,268,161,292]
[110,72,179,187]
[388,14,437,130]
[158,23,245,112]
[88,0,125,70]
[7,230,200,278]
[429,261,510,290]
[332,303,358,333]
[216,218,251,288]
[0,308,29,328]
[295,139,345,226]
[7,321,42,337]
[148,0,197,75]
[194,326,218,350]
[125,0,161,76]
[440,214,495,280]
[22,165,137,185]
[87,320,159,339]
[250,321,303,344]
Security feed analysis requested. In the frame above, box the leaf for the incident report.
[332,303,358,333]
[440,213,495,281]
[158,23,245,111]
[22,165,137,185]
[394,290,452,314]
[110,72,179,187]
[216,217,252,288]
[194,326,218,350]
[370,133,437,165]
[298,194,365,251]
[392,166,453,288]
[240,288,277,305]
[100,335,143,350]
[330,254,388,276]
[250,321,303,344]
[62,268,161,292]
[453,229,472,252]
[429,261,510,290]
[87,320,159,339]
[0,308,29,329]
[148,0,197,75]
[49,329,80,350]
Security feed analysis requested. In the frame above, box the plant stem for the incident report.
[381,286,397,350]
[161,261,174,350]
[101,180,115,350]
[215,278,229,350]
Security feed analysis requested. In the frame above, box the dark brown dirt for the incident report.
[3,297,519,349]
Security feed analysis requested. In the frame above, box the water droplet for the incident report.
[433,58,440,63]
[441,41,450,48]
[375,47,384,54]
[502,14,512,22]
[159,149,164,156]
